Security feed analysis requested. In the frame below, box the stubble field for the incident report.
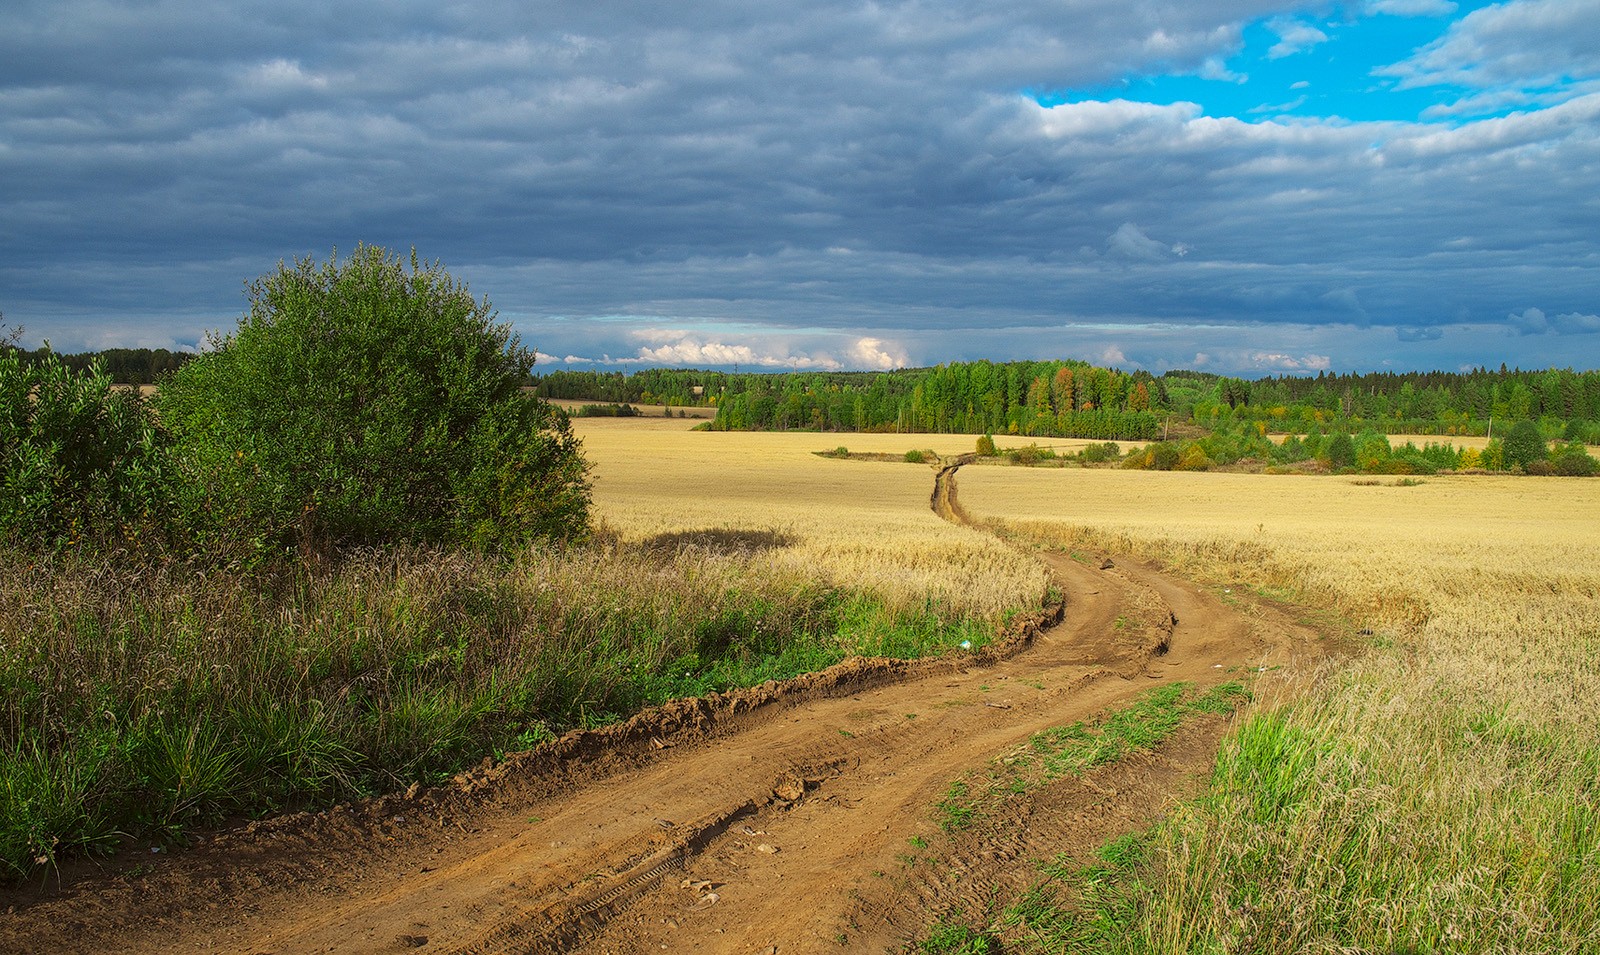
[3,416,1594,954]
[957,463,1600,951]
[583,422,1600,950]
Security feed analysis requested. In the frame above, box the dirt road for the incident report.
[0,463,1324,955]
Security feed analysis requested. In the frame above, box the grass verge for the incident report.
[910,683,1251,953]
[0,540,1008,880]
[984,514,1600,953]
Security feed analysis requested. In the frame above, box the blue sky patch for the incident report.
[1041,2,1512,124]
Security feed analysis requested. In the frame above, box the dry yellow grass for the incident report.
[572,418,1051,623]
[956,464,1600,950]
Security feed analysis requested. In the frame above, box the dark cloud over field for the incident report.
[3,0,1597,374]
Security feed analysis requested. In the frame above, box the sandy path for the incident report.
[0,465,1322,955]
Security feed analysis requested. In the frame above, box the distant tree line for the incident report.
[1167,366,1600,440]
[2,346,194,384]
[24,341,1600,443]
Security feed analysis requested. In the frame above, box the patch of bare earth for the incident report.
[0,466,1328,955]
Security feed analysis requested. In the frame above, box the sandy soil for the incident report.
[0,464,1328,955]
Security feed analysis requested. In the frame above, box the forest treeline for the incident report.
[531,362,1600,442]
[9,344,1597,441]
[3,345,193,384]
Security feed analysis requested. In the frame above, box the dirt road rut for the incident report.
[0,463,1323,955]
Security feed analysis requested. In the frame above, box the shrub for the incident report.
[975,434,997,456]
[1176,444,1213,471]
[1324,432,1356,471]
[904,449,927,463]
[1554,446,1598,476]
[1503,420,1547,472]
[156,246,589,558]
[0,350,170,550]
[1080,441,1120,464]
[1481,438,1506,471]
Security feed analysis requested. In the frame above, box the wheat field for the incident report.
[957,464,1600,951]
[572,418,1051,623]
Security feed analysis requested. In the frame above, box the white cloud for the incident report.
[1364,0,1457,16]
[1249,95,1307,114]
[849,336,907,370]
[1378,0,1600,99]
[1196,56,1244,83]
[1511,307,1600,335]
[242,58,328,91]
[618,329,907,370]
[1105,222,1172,262]
[1097,345,1129,366]
[1248,351,1332,371]
[1266,19,1329,60]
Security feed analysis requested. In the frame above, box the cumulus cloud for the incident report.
[1105,223,1176,262]
[850,337,907,370]
[1248,351,1332,371]
[1510,307,1600,335]
[620,329,907,370]
[1377,0,1600,106]
[1196,56,1245,83]
[1365,0,1457,16]
[1265,18,1329,60]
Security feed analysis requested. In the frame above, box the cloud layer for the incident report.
[1,0,1597,374]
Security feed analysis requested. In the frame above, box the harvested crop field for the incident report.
[2,420,1592,954]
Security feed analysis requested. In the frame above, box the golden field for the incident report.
[957,464,1600,951]
[572,417,1052,623]
[572,420,1600,951]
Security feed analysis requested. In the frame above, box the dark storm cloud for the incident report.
[2,0,1597,373]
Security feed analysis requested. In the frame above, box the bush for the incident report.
[1079,441,1120,464]
[1151,444,1181,470]
[1554,446,1598,476]
[1172,444,1210,471]
[904,449,927,463]
[1503,420,1547,472]
[1324,432,1356,471]
[975,434,997,456]
[157,246,590,558]
[0,350,169,549]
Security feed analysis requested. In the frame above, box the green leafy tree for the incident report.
[1324,432,1356,471]
[157,245,589,557]
[1,350,168,549]
[1502,419,1547,472]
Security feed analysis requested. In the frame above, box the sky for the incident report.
[3,0,1598,377]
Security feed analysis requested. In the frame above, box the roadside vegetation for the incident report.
[0,540,1000,879]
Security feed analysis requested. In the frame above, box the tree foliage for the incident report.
[1502,419,1547,472]
[157,245,589,556]
[0,350,168,549]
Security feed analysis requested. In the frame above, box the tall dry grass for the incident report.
[960,467,1600,952]
[2,422,1053,878]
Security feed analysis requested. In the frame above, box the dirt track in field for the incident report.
[0,462,1327,955]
